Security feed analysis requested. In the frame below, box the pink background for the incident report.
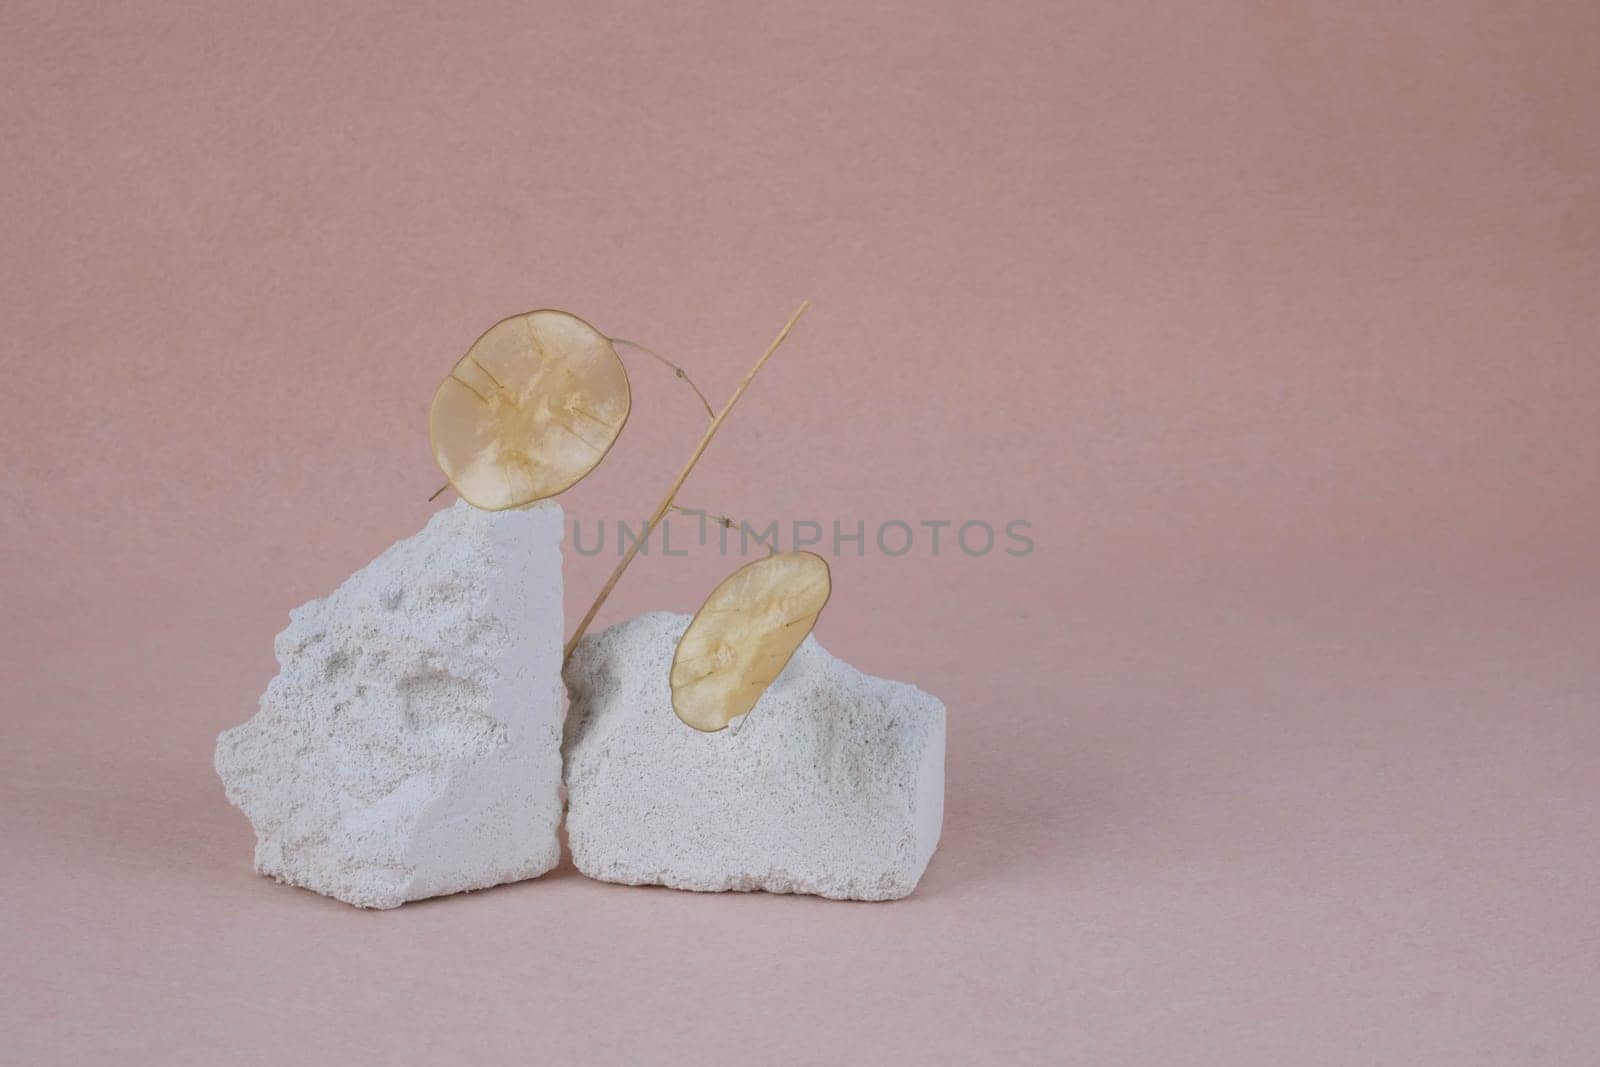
[3,1,1598,1062]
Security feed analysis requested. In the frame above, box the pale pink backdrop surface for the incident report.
[2,1,1597,1063]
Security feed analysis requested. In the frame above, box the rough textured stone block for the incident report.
[215,501,565,908]
[563,611,945,900]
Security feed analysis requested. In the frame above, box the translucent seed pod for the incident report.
[670,551,832,731]
[430,310,631,510]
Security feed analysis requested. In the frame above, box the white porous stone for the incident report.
[562,612,945,901]
[215,501,565,909]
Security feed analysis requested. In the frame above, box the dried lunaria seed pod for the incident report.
[430,310,631,510]
[670,551,832,731]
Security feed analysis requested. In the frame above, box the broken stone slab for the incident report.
[562,611,945,901]
[215,501,565,909]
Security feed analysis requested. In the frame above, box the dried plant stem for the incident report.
[610,338,715,421]
[564,300,811,662]
[669,504,740,530]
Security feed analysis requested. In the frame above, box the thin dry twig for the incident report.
[563,301,811,662]
[669,504,740,530]
[611,338,715,421]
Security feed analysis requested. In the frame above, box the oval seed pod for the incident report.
[429,310,631,511]
[670,551,832,731]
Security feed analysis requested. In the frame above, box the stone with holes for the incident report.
[214,501,565,908]
[563,611,945,900]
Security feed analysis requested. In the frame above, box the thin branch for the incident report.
[669,504,740,530]
[564,301,811,662]
[610,338,716,421]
